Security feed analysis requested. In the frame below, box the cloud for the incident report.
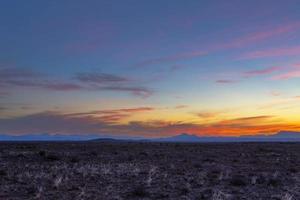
[244,66,282,77]
[170,64,186,72]
[0,67,153,98]
[174,105,188,109]
[0,67,83,91]
[42,83,83,91]
[98,86,153,98]
[270,91,281,97]
[272,69,300,80]
[219,116,273,125]
[215,79,238,84]
[0,91,9,98]
[135,51,207,67]
[1,111,298,137]
[0,68,83,92]
[196,111,221,119]
[0,111,104,134]
[218,63,300,83]
[216,22,300,50]
[75,72,153,97]
[76,72,130,84]
[2,79,83,91]
[133,22,300,68]
[0,107,6,111]
[0,67,41,79]
[65,107,154,124]
[0,110,175,136]
[267,63,300,80]
[239,45,300,60]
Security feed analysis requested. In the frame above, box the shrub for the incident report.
[45,154,60,161]
[0,169,7,177]
[38,150,46,157]
[230,175,247,187]
[70,157,80,163]
[130,185,148,197]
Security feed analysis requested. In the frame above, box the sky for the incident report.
[1,0,300,137]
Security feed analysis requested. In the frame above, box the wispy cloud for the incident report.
[99,86,153,98]
[174,105,188,109]
[74,72,153,97]
[135,51,207,67]
[244,66,282,77]
[272,69,300,80]
[134,22,300,68]
[0,67,153,98]
[0,91,9,98]
[215,79,239,84]
[65,107,154,124]
[0,67,82,91]
[216,22,300,50]
[220,115,273,124]
[239,45,300,60]
[216,65,289,84]
[196,111,221,119]
[76,72,130,84]
[1,111,298,137]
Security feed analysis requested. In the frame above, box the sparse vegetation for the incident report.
[0,142,300,199]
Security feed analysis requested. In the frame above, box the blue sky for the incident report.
[1,0,300,137]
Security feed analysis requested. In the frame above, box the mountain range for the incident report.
[1,131,300,142]
[150,131,300,142]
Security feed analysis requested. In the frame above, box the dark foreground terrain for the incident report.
[0,142,299,200]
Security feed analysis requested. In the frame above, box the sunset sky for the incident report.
[1,0,300,137]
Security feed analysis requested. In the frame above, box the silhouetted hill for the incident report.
[152,131,300,142]
[2,131,300,142]
[0,133,100,141]
[152,133,202,142]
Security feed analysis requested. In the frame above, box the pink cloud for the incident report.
[244,66,282,77]
[239,45,300,59]
[216,22,300,50]
[272,70,300,80]
[134,22,300,67]
[271,63,300,80]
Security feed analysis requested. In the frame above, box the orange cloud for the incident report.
[196,111,221,119]
[2,111,299,137]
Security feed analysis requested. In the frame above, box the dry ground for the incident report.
[0,142,299,200]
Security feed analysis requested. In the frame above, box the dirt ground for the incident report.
[0,142,299,200]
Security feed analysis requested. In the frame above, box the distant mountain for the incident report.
[151,131,300,142]
[153,133,202,142]
[0,133,145,141]
[0,133,100,141]
[1,131,300,142]
[152,133,237,142]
